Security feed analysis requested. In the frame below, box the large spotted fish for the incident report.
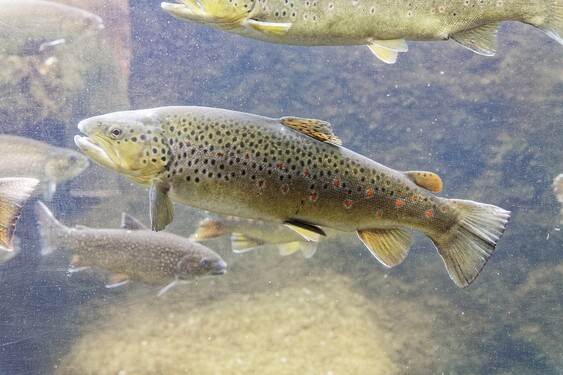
[161,0,563,63]
[74,106,510,287]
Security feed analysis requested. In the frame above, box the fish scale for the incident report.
[75,106,510,287]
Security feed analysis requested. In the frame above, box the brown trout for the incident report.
[191,214,349,257]
[161,0,563,63]
[0,177,39,252]
[35,201,227,295]
[0,134,90,201]
[74,106,510,287]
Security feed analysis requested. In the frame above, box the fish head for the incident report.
[74,110,171,185]
[161,0,255,32]
[176,250,227,279]
[44,150,90,182]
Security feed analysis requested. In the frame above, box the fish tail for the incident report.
[189,218,226,241]
[429,199,510,288]
[531,2,563,44]
[35,201,67,256]
[0,178,39,251]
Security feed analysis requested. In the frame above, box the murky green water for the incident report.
[0,1,561,374]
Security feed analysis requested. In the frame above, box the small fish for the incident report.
[0,177,39,252]
[0,0,104,56]
[161,0,563,63]
[191,214,348,258]
[0,134,90,201]
[35,201,227,295]
[74,106,510,287]
[554,174,563,225]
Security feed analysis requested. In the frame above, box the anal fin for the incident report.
[451,22,501,56]
[357,228,412,267]
[245,19,292,35]
[367,39,408,64]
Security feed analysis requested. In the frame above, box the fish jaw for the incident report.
[74,134,125,176]
[161,0,254,32]
[177,252,227,279]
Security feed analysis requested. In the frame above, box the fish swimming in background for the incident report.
[554,174,563,225]
[35,201,227,296]
[0,134,90,201]
[0,0,104,56]
[161,0,563,63]
[74,106,510,287]
[191,214,348,258]
[0,177,39,252]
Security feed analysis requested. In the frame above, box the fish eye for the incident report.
[108,126,123,138]
[200,258,211,269]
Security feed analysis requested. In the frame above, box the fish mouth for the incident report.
[74,134,123,173]
[212,259,228,275]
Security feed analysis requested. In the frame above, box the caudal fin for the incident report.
[35,201,67,255]
[0,178,39,251]
[430,199,510,288]
[533,2,563,45]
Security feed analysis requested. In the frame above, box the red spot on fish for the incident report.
[184,140,191,147]
[366,188,373,197]
[425,210,433,217]
[276,162,284,170]
[396,199,403,208]
[333,178,340,187]
[224,176,229,181]
[344,199,352,208]
[412,195,419,202]
[303,169,311,177]
[375,210,383,217]
[309,192,318,202]
[244,154,250,160]
[257,179,266,189]
[280,184,289,195]
[216,151,224,158]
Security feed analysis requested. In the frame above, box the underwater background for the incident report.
[0,0,561,374]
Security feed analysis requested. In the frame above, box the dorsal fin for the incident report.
[280,117,342,145]
[404,171,443,192]
[121,213,148,230]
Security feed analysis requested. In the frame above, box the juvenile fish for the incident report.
[0,134,90,201]
[191,214,348,258]
[75,106,510,287]
[0,0,104,56]
[35,201,227,295]
[161,0,563,63]
[0,177,39,252]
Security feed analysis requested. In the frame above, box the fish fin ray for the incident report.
[189,218,225,241]
[536,3,563,44]
[35,201,66,256]
[231,233,266,253]
[404,171,443,192]
[277,241,304,256]
[68,255,91,272]
[43,181,56,202]
[245,19,291,35]
[284,220,326,242]
[280,117,342,145]
[430,199,510,288]
[298,241,318,258]
[367,43,401,64]
[149,180,174,231]
[371,38,408,52]
[121,213,148,230]
[0,178,38,250]
[157,276,179,297]
[357,228,412,267]
[451,22,500,56]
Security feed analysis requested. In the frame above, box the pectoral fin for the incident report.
[285,220,326,242]
[149,180,173,231]
[43,181,56,202]
[367,39,408,64]
[280,117,342,145]
[451,22,500,56]
[245,19,292,35]
[357,228,412,267]
[231,233,266,253]
[105,273,130,288]
[404,171,443,192]
[68,255,91,274]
